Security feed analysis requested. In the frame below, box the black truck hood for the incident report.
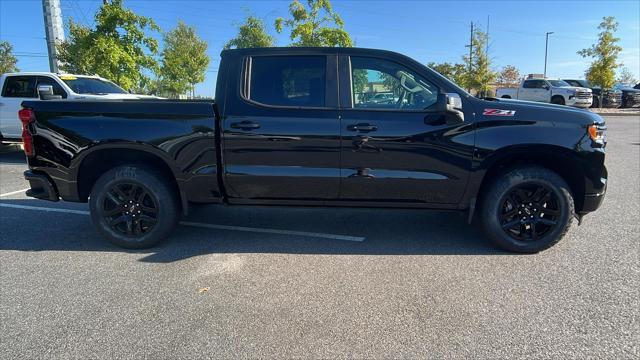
[476,97,604,125]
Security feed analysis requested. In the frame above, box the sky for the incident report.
[1,0,638,97]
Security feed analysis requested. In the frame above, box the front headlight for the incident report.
[588,124,606,145]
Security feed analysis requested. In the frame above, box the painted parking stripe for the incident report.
[0,188,30,197]
[0,203,365,242]
[180,221,365,242]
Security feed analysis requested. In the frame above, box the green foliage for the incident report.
[225,16,274,49]
[578,16,622,89]
[0,41,19,74]
[427,62,467,88]
[616,67,637,85]
[462,28,496,96]
[159,21,210,97]
[352,69,368,94]
[275,0,352,47]
[57,0,160,91]
[497,65,521,87]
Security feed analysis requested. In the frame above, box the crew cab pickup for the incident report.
[19,47,608,253]
[0,72,158,142]
[496,78,593,108]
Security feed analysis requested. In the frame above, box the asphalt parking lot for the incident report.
[1,115,638,359]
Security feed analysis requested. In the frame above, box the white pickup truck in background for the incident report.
[496,78,593,108]
[0,72,158,142]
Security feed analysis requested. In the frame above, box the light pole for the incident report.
[544,32,554,78]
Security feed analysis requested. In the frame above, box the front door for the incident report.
[0,75,38,139]
[338,55,473,204]
[222,54,341,201]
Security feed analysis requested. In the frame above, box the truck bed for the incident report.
[21,99,222,206]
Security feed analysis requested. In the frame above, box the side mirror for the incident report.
[37,85,62,100]
[440,93,464,123]
[542,85,550,90]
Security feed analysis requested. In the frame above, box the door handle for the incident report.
[230,120,261,130]
[347,123,377,133]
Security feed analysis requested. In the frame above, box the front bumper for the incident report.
[24,170,59,201]
[568,97,593,108]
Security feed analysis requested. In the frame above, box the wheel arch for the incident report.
[474,145,586,213]
[75,145,186,213]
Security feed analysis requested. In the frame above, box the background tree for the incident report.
[275,0,352,47]
[0,41,19,73]
[57,0,160,91]
[224,15,274,49]
[616,67,637,85]
[578,16,622,89]
[497,65,521,87]
[462,28,496,96]
[427,62,467,87]
[160,21,210,98]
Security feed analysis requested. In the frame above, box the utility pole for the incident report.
[544,31,554,78]
[42,0,65,73]
[465,21,474,92]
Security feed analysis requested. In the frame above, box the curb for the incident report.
[593,112,640,117]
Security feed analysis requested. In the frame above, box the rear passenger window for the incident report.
[2,76,37,98]
[248,56,326,107]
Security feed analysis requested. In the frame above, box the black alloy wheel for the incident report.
[100,182,158,237]
[498,183,560,242]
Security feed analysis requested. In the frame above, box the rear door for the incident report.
[337,54,472,204]
[222,54,341,201]
[0,75,38,139]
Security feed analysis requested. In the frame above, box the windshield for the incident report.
[59,76,127,94]
[548,80,571,87]
[566,79,590,88]
[614,84,634,90]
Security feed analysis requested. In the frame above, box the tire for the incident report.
[89,165,180,249]
[480,166,574,253]
[551,96,565,105]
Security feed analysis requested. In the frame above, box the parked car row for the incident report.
[0,72,159,142]
[563,79,640,108]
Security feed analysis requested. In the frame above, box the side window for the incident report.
[248,55,326,107]
[2,76,37,98]
[350,56,439,110]
[37,76,68,98]
[523,80,535,89]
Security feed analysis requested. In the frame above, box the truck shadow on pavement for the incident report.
[0,147,26,164]
[0,199,513,261]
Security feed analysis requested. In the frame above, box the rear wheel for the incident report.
[551,96,565,105]
[480,167,574,253]
[89,165,180,249]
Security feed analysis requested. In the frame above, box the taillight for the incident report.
[18,108,35,157]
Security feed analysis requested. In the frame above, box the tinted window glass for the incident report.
[60,76,127,94]
[523,80,537,89]
[351,57,438,110]
[2,76,37,98]
[249,56,326,107]
[548,80,570,87]
[37,76,67,98]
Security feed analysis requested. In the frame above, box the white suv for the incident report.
[0,72,158,142]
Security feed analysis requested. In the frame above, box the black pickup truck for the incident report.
[19,47,607,253]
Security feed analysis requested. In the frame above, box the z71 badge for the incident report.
[483,109,516,116]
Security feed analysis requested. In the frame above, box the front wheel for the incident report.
[551,96,565,105]
[89,165,180,249]
[480,167,574,253]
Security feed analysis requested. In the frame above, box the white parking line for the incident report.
[0,188,29,197]
[0,203,365,242]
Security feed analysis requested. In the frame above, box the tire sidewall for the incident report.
[89,165,179,249]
